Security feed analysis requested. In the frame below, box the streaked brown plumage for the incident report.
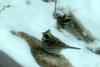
[11,31,73,67]
[55,12,95,43]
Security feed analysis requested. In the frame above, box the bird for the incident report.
[11,30,73,67]
[55,11,95,43]
[42,29,80,55]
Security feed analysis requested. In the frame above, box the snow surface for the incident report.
[0,0,100,67]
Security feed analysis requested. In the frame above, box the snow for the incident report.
[0,0,100,67]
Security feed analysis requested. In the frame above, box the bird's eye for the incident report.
[44,34,49,39]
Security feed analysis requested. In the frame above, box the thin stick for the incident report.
[54,0,57,15]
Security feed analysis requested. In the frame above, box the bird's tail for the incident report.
[67,46,80,50]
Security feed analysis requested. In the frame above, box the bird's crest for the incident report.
[42,29,53,39]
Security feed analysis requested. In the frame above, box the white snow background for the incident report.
[0,0,100,67]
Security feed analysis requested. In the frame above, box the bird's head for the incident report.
[42,29,53,40]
